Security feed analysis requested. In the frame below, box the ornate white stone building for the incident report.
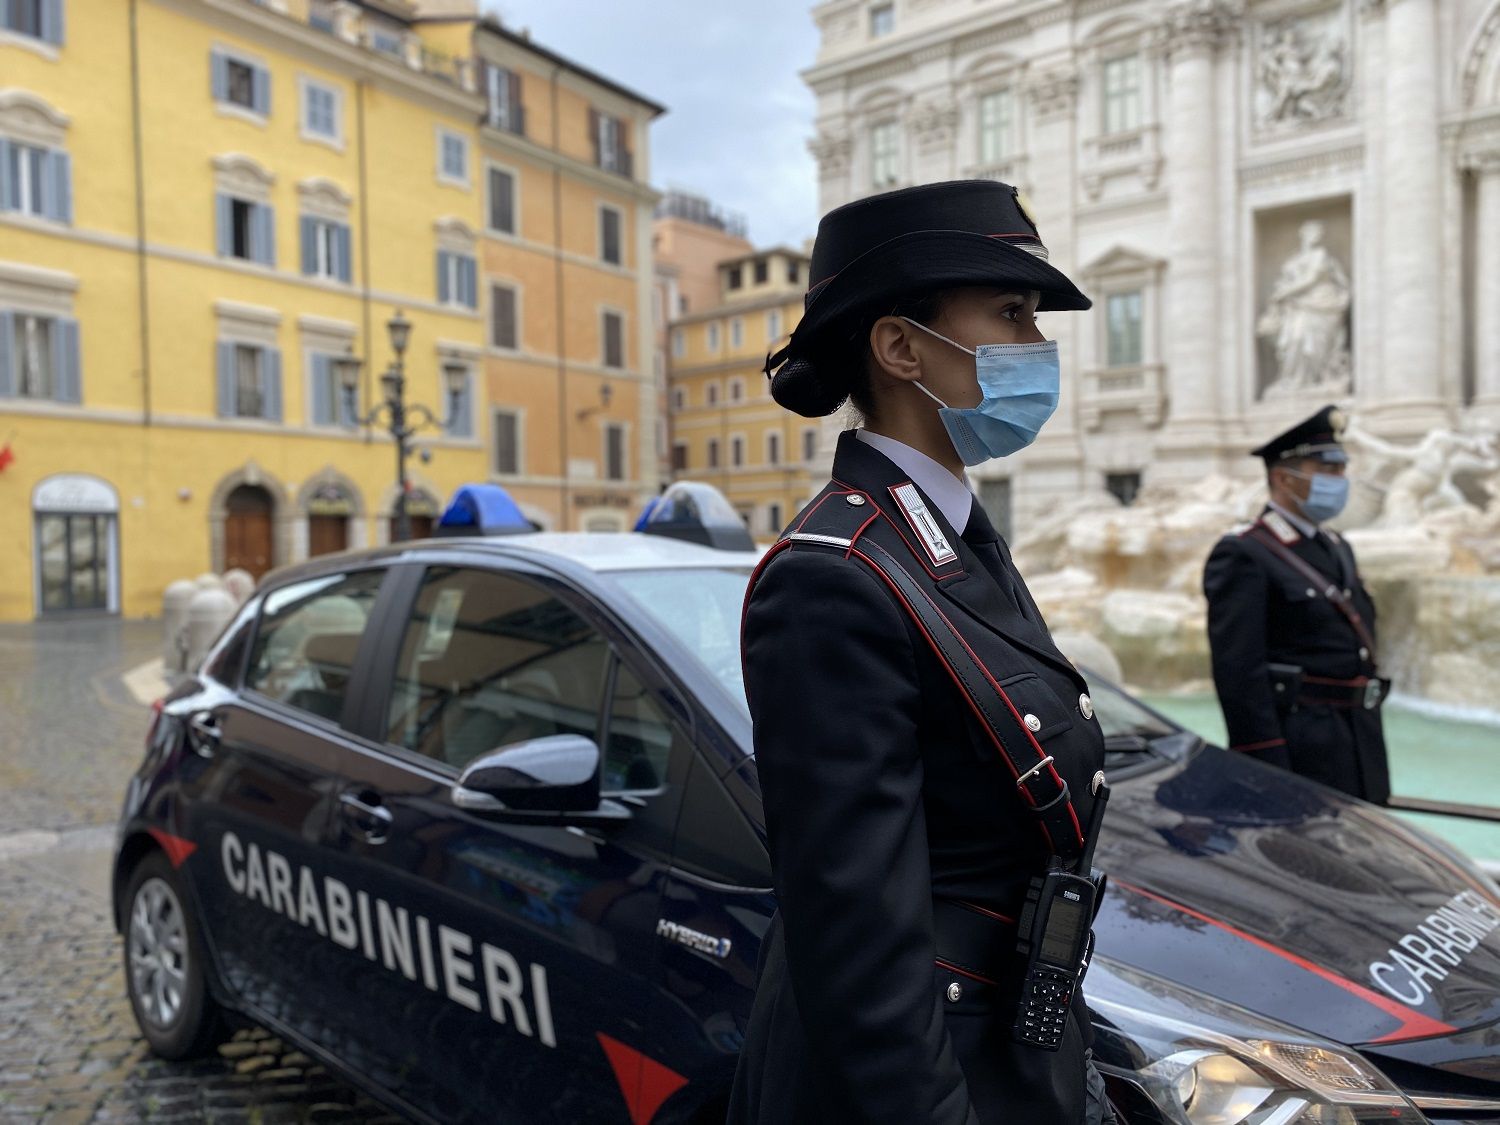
[804,0,1500,529]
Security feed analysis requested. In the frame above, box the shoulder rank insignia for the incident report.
[1261,510,1300,545]
[889,481,957,567]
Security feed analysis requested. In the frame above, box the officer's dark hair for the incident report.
[848,291,949,419]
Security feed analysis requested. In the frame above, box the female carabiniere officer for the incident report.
[728,181,1114,1125]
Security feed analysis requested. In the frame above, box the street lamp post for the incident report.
[337,310,464,543]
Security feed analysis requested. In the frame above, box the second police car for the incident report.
[114,483,1500,1124]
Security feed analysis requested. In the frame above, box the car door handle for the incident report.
[188,712,221,757]
[339,791,393,841]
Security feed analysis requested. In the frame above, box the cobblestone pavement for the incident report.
[0,620,398,1124]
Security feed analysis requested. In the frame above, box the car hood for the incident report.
[1097,744,1500,1048]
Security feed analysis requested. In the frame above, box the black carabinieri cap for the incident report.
[1250,404,1350,465]
[765,179,1092,418]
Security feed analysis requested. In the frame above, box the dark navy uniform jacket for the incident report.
[1203,506,1391,804]
[728,432,1107,1125]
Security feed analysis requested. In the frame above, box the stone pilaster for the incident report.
[1470,149,1500,424]
[1366,0,1448,435]
[1155,1,1242,476]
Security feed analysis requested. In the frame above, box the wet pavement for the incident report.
[0,620,396,1124]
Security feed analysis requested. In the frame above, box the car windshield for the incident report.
[614,566,1188,760]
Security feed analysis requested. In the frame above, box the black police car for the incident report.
[114,485,1500,1124]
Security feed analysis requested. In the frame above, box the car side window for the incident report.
[244,570,384,722]
[385,566,609,772]
[602,660,672,794]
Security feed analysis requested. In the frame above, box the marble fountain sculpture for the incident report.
[1014,420,1500,714]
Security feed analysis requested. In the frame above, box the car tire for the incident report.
[122,850,226,1059]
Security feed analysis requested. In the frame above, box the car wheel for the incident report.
[122,850,225,1059]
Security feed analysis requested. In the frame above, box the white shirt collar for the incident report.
[1268,500,1319,539]
[855,429,975,532]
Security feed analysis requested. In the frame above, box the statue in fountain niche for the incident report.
[1256,221,1352,398]
[1342,422,1500,529]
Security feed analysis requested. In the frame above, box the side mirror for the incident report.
[452,735,630,826]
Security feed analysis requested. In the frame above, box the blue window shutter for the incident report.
[300,215,317,275]
[41,0,64,45]
[0,140,13,212]
[460,255,477,308]
[263,348,282,421]
[0,313,13,398]
[216,341,235,416]
[211,51,228,102]
[215,194,232,257]
[335,223,352,283]
[256,204,276,266]
[310,353,332,425]
[47,151,71,224]
[253,65,271,116]
[436,251,450,304]
[54,318,80,403]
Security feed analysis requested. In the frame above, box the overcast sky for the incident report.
[487,0,822,249]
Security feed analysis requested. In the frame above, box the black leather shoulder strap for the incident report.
[747,484,1086,862]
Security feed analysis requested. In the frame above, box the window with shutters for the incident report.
[767,502,783,533]
[490,284,518,350]
[705,382,719,407]
[730,319,743,349]
[788,260,800,285]
[671,386,685,410]
[437,128,468,187]
[728,377,743,402]
[215,338,281,421]
[484,64,525,135]
[753,258,768,284]
[605,422,626,481]
[767,309,782,341]
[219,196,275,265]
[0,139,71,223]
[671,442,687,471]
[12,313,49,396]
[211,49,270,117]
[486,165,516,234]
[599,204,622,266]
[601,310,624,369]
[493,409,520,475]
[767,431,781,465]
[706,322,720,353]
[436,250,478,309]
[730,435,744,467]
[299,79,341,146]
[1,311,78,403]
[706,438,720,469]
[591,110,631,177]
[802,427,817,462]
[444,364,473,438]
[300,216,350,282]
[726,265,742,291]
[2,0,64,44]
[306,349,354,427]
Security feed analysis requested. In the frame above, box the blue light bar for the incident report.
[436,483,535,537]
[637,481,756,551]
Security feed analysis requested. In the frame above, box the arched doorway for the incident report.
[225,485,275,578]
[33,474,120,616]
[306,481,356,556]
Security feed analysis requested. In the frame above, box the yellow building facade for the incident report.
[0,0,661,620]
[667,247,817,541]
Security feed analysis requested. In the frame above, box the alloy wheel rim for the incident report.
[128,877,188,1029]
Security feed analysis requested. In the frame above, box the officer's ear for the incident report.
[867,316,924,384]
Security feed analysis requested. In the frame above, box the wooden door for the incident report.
[308,514,349,557]
[225,486,274,578]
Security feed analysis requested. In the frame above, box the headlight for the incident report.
[1087,956,1426,1124]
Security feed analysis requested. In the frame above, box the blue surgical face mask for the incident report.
[1286,468,1350,523]
[900,318,1061,466]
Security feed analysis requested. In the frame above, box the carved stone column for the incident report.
[1369,0,1447,433]
[1156,0,1241,475]
[1472,149,1500,422]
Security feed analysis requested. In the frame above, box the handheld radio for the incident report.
[1012,772,1110,1050]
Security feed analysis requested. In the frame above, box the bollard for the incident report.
[194,572,225,591]
[162,580,198,672]
[222,568,255,605]
[184,587,237,673]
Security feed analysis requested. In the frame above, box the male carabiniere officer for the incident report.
[1203,406,1392,804]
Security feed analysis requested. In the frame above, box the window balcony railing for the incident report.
[1079,362,1166,431]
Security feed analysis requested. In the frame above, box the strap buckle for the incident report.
[1363,680,1384,710]
[1015,755,1055,788]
